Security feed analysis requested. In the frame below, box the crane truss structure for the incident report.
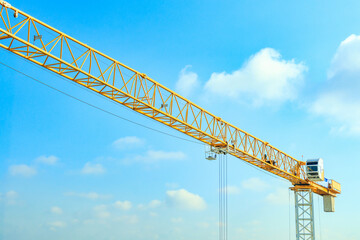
[295,189,315,240]
[0,1,340,197]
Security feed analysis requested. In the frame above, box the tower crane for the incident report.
[0,1,341,239]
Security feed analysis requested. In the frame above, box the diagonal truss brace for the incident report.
[0,1,340,197]
[294,189,315,240]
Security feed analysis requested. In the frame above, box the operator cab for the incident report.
[205,145,217,160]
[306,158,324,181]
[205,152,217,161]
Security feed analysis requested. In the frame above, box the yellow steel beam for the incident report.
[0,1,340,196]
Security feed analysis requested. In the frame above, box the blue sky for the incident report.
[1,0,360,239]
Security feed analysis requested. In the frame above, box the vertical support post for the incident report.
[294,189,315,240]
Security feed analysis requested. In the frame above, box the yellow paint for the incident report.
[0,2,340,197]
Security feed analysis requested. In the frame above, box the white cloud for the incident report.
[81,162,105,175]
[9,164,37,177]
[49,221,66,231]
[311,34,360,134]
[116,215,139,224]
[197,222,210,228]
[130,150,186,164]
[241,177,268,191]
[94,205,110,218]
[166,189,206,211]
[144,150,186,162]
[3,190,18,205]
[236,227,245,234]
[204,48,307,105]
[171,217,183,223]
[137,200,162,210]
[51,206,63,215]
[137,204,145,209]
[112,136,144,150]
[64,192,111,200]
[328,34,360,78]
[165,182,179,189]
[5,190,18,198]
[149,212,158,217]
[36,155,58,165]
[49,221,66,227]
[114,200,132,210]
[266,188,290,205]
[312,92,360,133]
[220,185,240,195]
[175,65,200,97]
[148,200,162,208]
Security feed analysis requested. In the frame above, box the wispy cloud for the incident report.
[266,188,291,205]
[112,136,145,150]
[48,221,66,231]
[171,217,183,223]
[94,204,110,218]
[1,190,18,205]
[64,192,111,200]
[220,185,240,195]
[148,200,162,208]
[197,222,210,228]
[128,150,186,164]
[166,189,206,211]
[175,65,200,98]
[166,182,180,189]
[36,155,59,165]
[115,215,139,224]
[50,206,63,215]
[137,199,162,210]
[81,162,106,175]
[311,34,360,135]
[241,177,268,192]
[5,190,18,198]
[9,164,37,177]
[114,200,132,210]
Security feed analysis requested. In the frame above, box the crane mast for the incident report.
[0,1,341,239]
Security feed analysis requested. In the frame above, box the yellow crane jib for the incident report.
[0,1,340,198]
[0,2,342,239]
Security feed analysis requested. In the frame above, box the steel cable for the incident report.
[0,56,202,145]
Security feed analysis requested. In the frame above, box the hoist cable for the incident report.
[225,153,228,240]
[318,195,322,240]
[289,188,291,240]
[0,56,202,145]
[218,153,228,240]
[219,154,221,240]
